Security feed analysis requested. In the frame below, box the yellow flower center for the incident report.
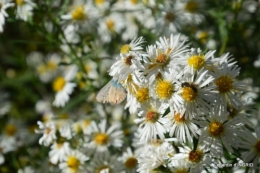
[46,61,57,70]
[53,76,66,92]
[254,140,260,156]
[187,55,205,70]
[16,0,24,5]
[198,31,208,43]
[82,119,91,128]
[95,0,104,6]
[5,124,17,136]
[208,121,224,137]
[97,166,111,173]
[37,65,47,74]
[72,6,86,20]
[0,3,2,9]
[156,80,174,99]
[125,157,138,169]
[121,44,130,54]
[94,133,109,145]
[215,76,233,94]
[181,86,198,102]
[145,111,159,123]
[165,12,175,22]
[174,112,186,123]
[67,156,80,172]
[185,0,198,13]
[106,19,115,32]
[45,127,52,135]
[156,53,168,63]
[124,55,134,66]
[188,149,203,163]
[130,0,138,4]
[135,87,149,103]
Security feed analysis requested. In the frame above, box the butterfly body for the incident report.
[96,79,126,104]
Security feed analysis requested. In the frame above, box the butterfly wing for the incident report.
[96,80,113,103]
[96,80,126,104]
[109,80,127,104]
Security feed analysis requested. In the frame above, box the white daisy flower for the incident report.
[134,100,169,143]
[88,151,124,173]
[36,121,57,147]
[108,51,143,82]
[153,1,184,35]
[172,145,212,172]
[175,0,205,25]
[137,141,175,173]
[196,105,244,157]
[61,2,97,26]
[150,68,183,110]
[59,150,88,173]
[211,62,247,110]
[85,119,123,152]
[52,65,78,107]
[144,35,189,83]
[119,147,138,173]
[177,69,216,118]
[166,107,201,143]
[59,123,73,140]
[97,12,125,43]
[178,48,216,73]
[240,127,260,172]
[49,142,71,165]
[169,159,190,173]
[0,0,14,33]
[120,36,146,55]
[15,0,36,21]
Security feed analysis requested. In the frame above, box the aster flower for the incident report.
[137,142,175,173]
[97,12,125,43]
[178,48,216,73]
[153,2,184,35]
[0,0,14,33]
[169,159,190,173]
[85,119,123,152]
[239,127,260,172]
[61,2,97,27]
[36,121,57,147]
[108,51,144,82]
[196,105,244,157]
[150,68,183,110]
[15,0,36,21]
[166,107,201,143]
[143,35,189,83]
[59,150,88,173]
[119,147,138,173]
[175,0,205,25]
[211,62,247,110]
[52,65,78,107]
[120,36,146,55]
[88,151,125,173]
[49,142,71,165]
[177,68,216,118]
[134,100,169,143]
[172,145,212,172]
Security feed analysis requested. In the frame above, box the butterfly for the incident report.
[96,79,127,104]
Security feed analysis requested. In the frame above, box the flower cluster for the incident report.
[105,34,258,172]
[1,0,260,173]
